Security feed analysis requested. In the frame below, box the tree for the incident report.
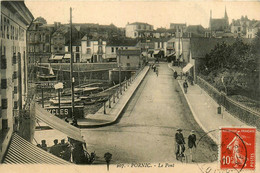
[34,17,47,24]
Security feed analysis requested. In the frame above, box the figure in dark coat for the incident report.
[175,129,185,157]
[188,130,197,162]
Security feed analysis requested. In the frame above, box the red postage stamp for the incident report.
[220,127,256,170]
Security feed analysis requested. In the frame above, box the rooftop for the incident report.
[117,49,141,56]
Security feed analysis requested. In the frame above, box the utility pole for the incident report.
[70,7,75,119]
[119,48,122,95]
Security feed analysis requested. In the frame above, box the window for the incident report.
[87,41,90,47]
[12,53,16,64]
[87,48,91,54]
[13,101,18,109]
[125,47,128,50]
[76,54,80,62]
[1,58,7,69]
[2,99,8,109]
[1,79,7,89]
[111,47,114,53]
[13,71,17,79]
[127,56,130,59]
[127,63,130,67]
[59,47,62,51]
[76,46,79,52]
[14,86,18,94]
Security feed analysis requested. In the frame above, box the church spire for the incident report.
[224,6,228,19]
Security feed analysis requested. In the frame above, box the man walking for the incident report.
[183,80,188,93]
[173,71,178,79]
[188,130,197,162]
[175,128,185,158]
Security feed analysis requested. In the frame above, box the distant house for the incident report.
[27,21,56,63]
[125,22,154,38]
[169,23,186,37]
[81,35,106,63]
[106,39,139,62]
[247,21,260,38]
[152,28,174,38]
[117,49,142,69]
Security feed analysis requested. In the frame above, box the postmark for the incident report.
[220,127,256,170]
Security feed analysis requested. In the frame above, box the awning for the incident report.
[105,54,117,59]
[35,104,85,142]
[153,50,160,55]
[81,54,92,60]
[182,63,194,73]
[3,133,71,164]
[64,54,71,59]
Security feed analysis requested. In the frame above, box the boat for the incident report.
[49,96,81,105]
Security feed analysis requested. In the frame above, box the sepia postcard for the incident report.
[0,0,259,172]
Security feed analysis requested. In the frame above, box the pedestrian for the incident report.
[188,130,197,162]
[183,80,188,93]
[41,140,47,151]
[174,71,178,79]
[175,128,185,158]
[156,68,159,76]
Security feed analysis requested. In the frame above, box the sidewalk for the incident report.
[168,63,260,166]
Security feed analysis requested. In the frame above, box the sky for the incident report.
[25,0,260,29]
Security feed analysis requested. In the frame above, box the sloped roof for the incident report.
[211,18,228,31]
[190,38,237,58]
[107,39,139,46]
[117,49,141,55]
[128,22,153,26]
[170,23,186,28]
[186,25,206,34]
[252,21,260,28]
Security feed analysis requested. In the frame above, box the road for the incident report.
[81,63,217,164]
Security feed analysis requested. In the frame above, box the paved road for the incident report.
[81,63,217,164]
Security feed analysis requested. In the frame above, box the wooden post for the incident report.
[104,102,106,114]
[109,97,111,108]
[113,93,115,103]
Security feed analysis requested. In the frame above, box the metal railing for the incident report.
[197,76,260,130]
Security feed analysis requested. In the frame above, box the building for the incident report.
[184,25,206,38]
[152,28,174,39]
[81,35,106,63]
[169,23,187,37]
[117,49,142,69]
[105,38,139,62]
[50,24,82,62]
[209,8,229,33]
[0,1,34,162]
[246,21,260,38]
[27,21,56,64]
[125,22,154,38]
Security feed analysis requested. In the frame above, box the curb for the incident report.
[167,63,218,144]
[78,66,150,128]
[177,80,218,144]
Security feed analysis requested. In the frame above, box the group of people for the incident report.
[37,137,95,164]
[175,128,197,162]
